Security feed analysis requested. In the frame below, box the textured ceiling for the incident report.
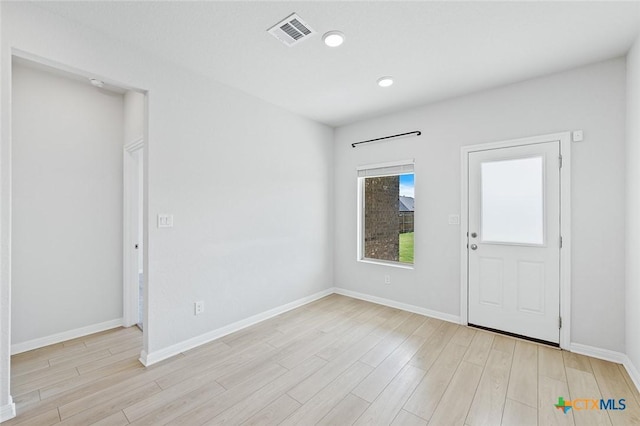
[34,1,640,127]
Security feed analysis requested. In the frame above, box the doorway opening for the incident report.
[8,51,148,360]
[460,132,571,349]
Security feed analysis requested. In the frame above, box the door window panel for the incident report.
[481,156,544,245]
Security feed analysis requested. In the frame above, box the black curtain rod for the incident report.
[351,130,421,148]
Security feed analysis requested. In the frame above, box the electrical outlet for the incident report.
[194,301,204,315]
[384,274,391,285]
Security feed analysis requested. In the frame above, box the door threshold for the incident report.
[468,323,559,348]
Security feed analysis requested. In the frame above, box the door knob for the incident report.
[470,244,478,250]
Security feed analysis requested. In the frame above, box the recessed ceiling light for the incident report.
[90,78,104,88]
[323,31,345,47]
[377,76,394,88]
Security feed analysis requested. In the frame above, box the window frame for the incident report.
[356,159,415,269]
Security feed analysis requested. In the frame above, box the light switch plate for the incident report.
[158,214,174,228]
[448,214,460,225]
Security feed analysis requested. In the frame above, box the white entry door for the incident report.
[468,141,561,344]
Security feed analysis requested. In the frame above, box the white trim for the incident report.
[123,138,144,328]
[10,318,123,355]
[570,343,627,364]
[0,397,16,423]
[460,146,469,325]
[356,158,415,171]
[333,287,461,324]
[138,350,150,367]
[623,356,640,394]
[460,132,571,349]
[140,288,335,366]
[125,138,144,152]
[559,134,572,349]
[569,343,640,392]
[356,174,363,263]
[1,53,15,425]
[358,258,414,270]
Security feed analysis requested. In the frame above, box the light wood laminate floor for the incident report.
[8,294,640,425]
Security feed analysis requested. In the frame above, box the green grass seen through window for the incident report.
[399,232,414,264]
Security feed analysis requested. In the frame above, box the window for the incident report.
[481,156,544,245]
[358,161,415,265]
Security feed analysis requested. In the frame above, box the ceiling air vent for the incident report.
[268,13,316,47]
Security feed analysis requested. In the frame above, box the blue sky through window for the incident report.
[399,173,414,198]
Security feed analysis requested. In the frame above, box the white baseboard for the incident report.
[135,284,640,396]
[570,343,640,393]
[622,355,640,394]
[11,318,124,355]
[569,343,627,364]
[333,287,461,324]
[139,350,150,367]
[141,288,335,366]
[0,397,16,423]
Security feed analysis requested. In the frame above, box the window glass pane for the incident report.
[481,157,544,245]
[363,173,414,264]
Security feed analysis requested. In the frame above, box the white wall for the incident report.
[145,69,333,352]
[0,4,334,407]
[626,35,640,385]
[11,62,124,346]
[334,58,627,353]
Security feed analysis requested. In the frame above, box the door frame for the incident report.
[460,132,572,349]
[1,49,150,422]
[123,138,144,328]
